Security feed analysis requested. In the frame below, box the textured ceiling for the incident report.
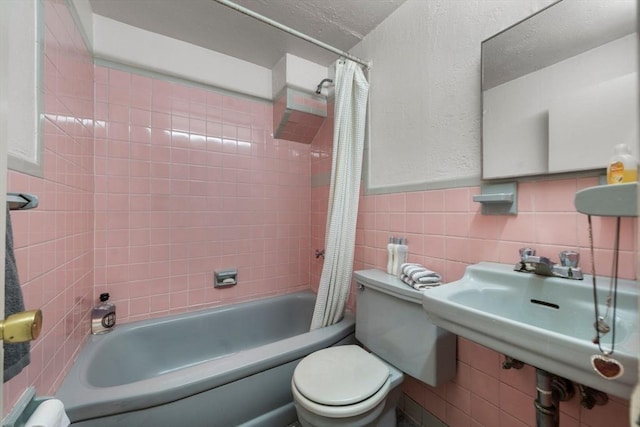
[88,0,408,68]
[483,0,637,89]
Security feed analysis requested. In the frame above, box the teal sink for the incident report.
[421,262,638,398]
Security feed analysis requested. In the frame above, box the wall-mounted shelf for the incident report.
[473,193,514,203]
[473,182,517,215]
[574,182,637,217]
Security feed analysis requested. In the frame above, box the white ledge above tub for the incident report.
[473,182,517,215]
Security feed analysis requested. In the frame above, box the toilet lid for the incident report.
[293,345,390,406]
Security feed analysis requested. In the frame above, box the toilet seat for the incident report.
[292,345,391,418]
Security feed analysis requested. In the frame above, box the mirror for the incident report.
[482,0,638,180]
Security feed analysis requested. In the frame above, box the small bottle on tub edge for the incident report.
[91,292,116,334]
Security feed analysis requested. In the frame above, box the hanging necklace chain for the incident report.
[587,214,621,356]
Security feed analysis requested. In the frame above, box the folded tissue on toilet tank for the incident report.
[399,263,442,290]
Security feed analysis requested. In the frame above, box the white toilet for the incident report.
[292,269,457,427]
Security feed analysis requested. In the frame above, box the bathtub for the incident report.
[56,291,355,427]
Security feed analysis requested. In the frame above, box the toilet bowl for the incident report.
[292,269,457,426]
[292,345,403,427]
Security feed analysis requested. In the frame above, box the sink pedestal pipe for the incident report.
[535,369,559,427]
[534,369,575,427]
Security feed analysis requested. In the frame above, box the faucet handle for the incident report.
[559,250,580,268]
[519,247,536,261]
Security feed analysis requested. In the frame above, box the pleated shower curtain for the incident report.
[310,59,369,330]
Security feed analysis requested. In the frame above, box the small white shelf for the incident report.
[574,182,637,217]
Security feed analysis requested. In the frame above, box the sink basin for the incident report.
[421,262,638,399]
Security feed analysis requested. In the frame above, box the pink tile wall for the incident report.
[310,132,634,425]
[94,67,312,323]
[4,0,94,415]
[356,181,636,285]
[310,102,334,291]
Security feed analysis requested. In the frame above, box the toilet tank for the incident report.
[354,269,456,386]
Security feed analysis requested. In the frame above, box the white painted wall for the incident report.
[93,15,272,100]
[350,0,555,192]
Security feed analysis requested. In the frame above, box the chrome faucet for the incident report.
[554,250,583,280]
[515,248,583,280]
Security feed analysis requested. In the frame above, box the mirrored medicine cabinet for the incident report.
[481,0,638,180]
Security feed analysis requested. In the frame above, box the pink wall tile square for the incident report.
[375,213,390,232]
[558,412,580,427]
[498,359,536,397]
[578,397,630,427]
[458,340,501,378]
[445,237,470,263]
[108,68,131,88]
[423,213,445,235]
[108,103,129,123]
[423,235,445,259]
[387,193,406,212]
[470,367,500,407]
[533,178,578,212]
[444,213,470,238]
[445,382,471,415]
[423,387,447,422]
[445,402,471,427]
[108,85,130,106]
[375,194,391,213]
[467,238,500,264]
[444,187,470,212]
[497,213,536,243]
[388,213,406,233]
[423,190,445,212]
[470,394,500,427]
[534,213,578,247]
[405,234,424,257]
[499,411,528,427]
[468,213,500,240]
[405,191,424,212]
[499,383,536,426]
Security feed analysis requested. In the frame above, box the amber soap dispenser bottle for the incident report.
[607,143,638,184]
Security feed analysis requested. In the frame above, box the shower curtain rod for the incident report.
[213,0,371,69]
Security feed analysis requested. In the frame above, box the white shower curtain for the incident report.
[310,59,369,330]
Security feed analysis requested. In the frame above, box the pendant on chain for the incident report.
[591,354,624,380]
[587,215,624,381]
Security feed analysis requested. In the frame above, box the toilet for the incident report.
[292,269,457,427]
